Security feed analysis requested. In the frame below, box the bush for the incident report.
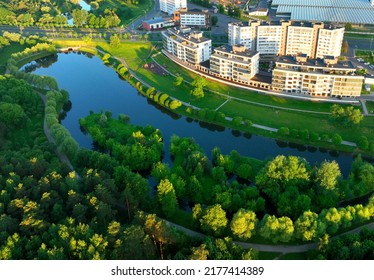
[332,133,343,145]
[278,127,290,136]
[358,136,369,150]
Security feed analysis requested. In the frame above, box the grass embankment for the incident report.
[52,39,374,153]
[0,43,26,74]
[96,0,154,26]
[366,101,374,114]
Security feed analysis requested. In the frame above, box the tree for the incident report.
[190,244,209,260]
[259,215,294,243]
[157,179,177,218]
[190,76,207,98]
[230,209,257,240]
[358,136,369,150]
[314,160,341,191]
[109,34,120,48]
[211,16,218,26]
[330,105,363,127]
[255,155,310,201]
[332,133,342,145]
[200,204,228,236]
[295,211,326,241]
[236,163,252,180]
[173,76,183,87]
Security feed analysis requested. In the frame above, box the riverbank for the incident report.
[50,39,374,157]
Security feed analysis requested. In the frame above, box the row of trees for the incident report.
[189,195,374,243]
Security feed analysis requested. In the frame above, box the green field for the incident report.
[0,43,27,74]
[366,101,374,114]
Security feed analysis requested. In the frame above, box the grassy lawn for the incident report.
[366,101,374,114]
[94,0,154,26]
[0,43,27,74]
[154,53,347,113]
[355,49,374,64]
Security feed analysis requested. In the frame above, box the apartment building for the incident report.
[210,44,260,84]
[228,20,345,58]
[162,27,212,65]
[272,55,364,97]
[174,9,211,28]
[256,23,284,56]
[228,21,260,51]
[160,0,187,15]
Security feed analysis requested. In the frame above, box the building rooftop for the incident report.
[272,0,374,24]
[275,55,357,71]
[214,44,259,58]
[144,17,172,25]
[165,28,211,45]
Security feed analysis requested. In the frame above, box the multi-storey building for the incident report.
[272,55,364,97]
[210,45,259,84]
[162,27,212,65]
[174,9,211,28]
[256,23,284,56]
[160,0,187,15]
[228,20,345,59]
[228,21,259,51]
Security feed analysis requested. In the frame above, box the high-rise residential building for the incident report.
[256,23,284,56]
[210,45,259,84]
[228,20,345,58]
[162,27,212,65]
[228,21,260,51]
[272,55,363,97]
[160,0,187,15]
[315,27,345,58]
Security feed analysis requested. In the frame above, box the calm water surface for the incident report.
[27,52,362,176]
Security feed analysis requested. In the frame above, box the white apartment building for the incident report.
[210,45,260,84]
[256,24,284,56]
[228,21,259,50]
[272,55,364,97]
[179,9,210,27]
[286,24,315,57]
[228,20,345,59]
[316,27,344,58]
[160,0,187,15]
[162,27,212,65]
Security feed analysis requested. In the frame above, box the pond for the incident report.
[25,52,364,176]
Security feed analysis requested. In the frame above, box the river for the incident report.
[24,52,363,176]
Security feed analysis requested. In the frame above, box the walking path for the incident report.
[167,219,374,255]
[37,92,80,179]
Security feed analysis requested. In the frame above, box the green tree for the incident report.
[330,105,363,127]
[211,16,218,26]
[332,133,343,145]
[314,160,341,190]
[200,204,228,236]
[358,136,369,150]
[295,211,326,241]
[173,76,183,87]
[190,76,207,98]
[109,34,121,48]
[157,179,177,218]
[259,215,294,243]
[230,209,257,240]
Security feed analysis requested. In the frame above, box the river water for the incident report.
[25,52,363,176]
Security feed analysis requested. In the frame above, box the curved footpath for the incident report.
[167,220,374,254]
